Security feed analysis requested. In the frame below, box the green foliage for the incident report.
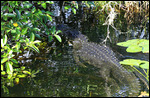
[120,59,149,69]
[83,1,95,8]
[117,39,149,53]
[117,39,149,89]
[50,26,62,42]
[64,1,79,14]
[1,1,58,94]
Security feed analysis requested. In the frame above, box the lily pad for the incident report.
[120,59,149,69]
[142,45,149,53]
[138,39,149,53]
[120,59,141,66]
[139,61,149,69]
[117,39,139,47]
[138,39,149,46]
[126,45,142,53]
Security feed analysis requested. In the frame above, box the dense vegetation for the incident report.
[1,1,149,96]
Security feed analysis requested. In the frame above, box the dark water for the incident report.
[1,1,149,97]
[1,46,108,97]
[1,42,148,97]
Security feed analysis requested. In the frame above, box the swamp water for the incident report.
[1,29,148,97]
[0,44,143,97]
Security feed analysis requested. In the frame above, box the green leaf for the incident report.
[10,59,18,64]
[11,29,16,33]
[64,6,71,10]
[1,52,8,58]
[140,61,149,69]
[2,6,8,11]
[126,45,142,53]
[21,27,28,35]
[30,32,35,41]
[15,78,19,84]
[16,42,21,50]
[85,1,90,8]
[21,66,26,70]
[75,4,78,9]
[17,74,27,78]
[120,59,149,69]
[1,71,6,75]
[1,65,4,71]
[13,64,20,67]
[30,44,40,53]
[2,34,7,47]
[72,8,76,14]
[8,50,13,55]
[8,7,13,13]
[24,3,33,8]
[13,68,20,72]
[1,39,4,47]
[35,34,41,39]
[4,13,16,17]
[138,39,149,46]
[117,39,139,47]
[46,1,54,4]
[6,61,13,75]
[1,58,9,64]
[46,14,52,22]
[51,26,56,34]
[17,21,23,27]
[37,1,41,5]
[31,7,36,13]
[117,41,129,47]
[120,59,141,66]
[25,38,29,43]
[32,69,39,75]
[32,40,41,44]
[16,29,21,34]
[19,39,25,43]
[41,3,46,9]
[48,35,53,42]
[88,1,96,7]
[54,34,62,42]
[56,30,62,34]
[23,71,31,75]
[43,16,47,23]
[2,85,9,94]
[7,74,12,79]
[33,28,40,31]
[15,9,21,19]
[142,45,149,53]
[117,39,149,53]
[138,39,149,53]
[5,29,10,33]
[45,11,54,16]
[15,34,20,40]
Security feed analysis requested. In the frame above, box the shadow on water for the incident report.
[1,1,149,97]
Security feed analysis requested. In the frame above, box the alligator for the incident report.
[57,24,140,96]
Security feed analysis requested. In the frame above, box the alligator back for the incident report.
[73,34,140,96]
